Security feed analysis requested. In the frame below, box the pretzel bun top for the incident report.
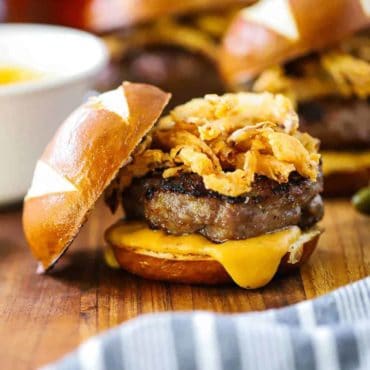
[22,82,170,272]
[220,0,370,87]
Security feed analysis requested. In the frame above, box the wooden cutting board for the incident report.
[0,199,369,370]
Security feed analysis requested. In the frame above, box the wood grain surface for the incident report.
[0,199,369,370]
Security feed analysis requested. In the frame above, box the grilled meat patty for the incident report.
[299,98,370,150]
[121,172,324,243]
[97,47,224,107]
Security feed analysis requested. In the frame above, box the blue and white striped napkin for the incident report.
[43,277,370,370]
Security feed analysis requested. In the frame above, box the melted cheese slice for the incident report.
[107,222,304,289]
[322,150,370,175]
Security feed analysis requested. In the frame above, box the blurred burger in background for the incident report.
[5,0,255,107]
[220,0,370,196]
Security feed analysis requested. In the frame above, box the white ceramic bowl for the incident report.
[0,24,108,205]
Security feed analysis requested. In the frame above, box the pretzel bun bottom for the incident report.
[109,233,320,286]
[324,168,370,197]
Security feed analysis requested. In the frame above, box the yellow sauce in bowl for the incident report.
[0,66,43,85]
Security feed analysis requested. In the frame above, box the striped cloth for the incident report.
[43,277,370,370]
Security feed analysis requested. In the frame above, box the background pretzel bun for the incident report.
[22,82,170,272]
[220,0,370,87]
[108,228,320,285]
[7,0,255,32]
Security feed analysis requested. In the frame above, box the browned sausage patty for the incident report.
[299,98,370,150]
[97,46,225,107]
[121,171,324,243]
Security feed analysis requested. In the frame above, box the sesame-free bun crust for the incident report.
[220,0,370,87]
[109,231,320,286]
[324,168,370,197]
[23,82,170,272]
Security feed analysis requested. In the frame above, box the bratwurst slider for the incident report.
[23,82,323,289]
[220,0,370,196]
[99,0,254,105]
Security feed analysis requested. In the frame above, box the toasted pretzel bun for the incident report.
[220,0,370,87]
[109,230,320,285]
[7,0,254,32]
[22,82,170,272]
[324,168,370,197]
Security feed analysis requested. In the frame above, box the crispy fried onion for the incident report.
[110,93,319,199]
[252,34,370,102]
